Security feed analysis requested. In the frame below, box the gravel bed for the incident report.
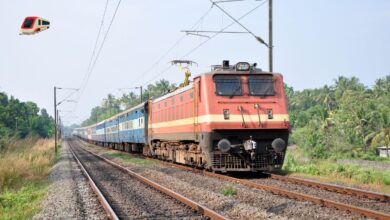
[251,178,390,214]
[79,140,366,220]
[33,142,107,220]
[71,141,202,219]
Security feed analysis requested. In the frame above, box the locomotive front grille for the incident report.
[211,152,285,171]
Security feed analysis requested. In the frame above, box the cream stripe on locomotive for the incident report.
[150,114,289,129]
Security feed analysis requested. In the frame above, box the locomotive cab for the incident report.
[195,61,290,172]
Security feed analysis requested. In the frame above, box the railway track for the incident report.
[266,173,390,202]
[160,161,390,219]
[68,141,226,220]
[76,140,390,220]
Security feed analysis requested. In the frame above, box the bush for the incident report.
[384,174,390,186]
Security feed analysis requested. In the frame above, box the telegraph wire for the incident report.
[142,0,267,86]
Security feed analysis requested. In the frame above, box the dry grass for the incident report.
[0,137,55,192]
[0,137,56,219]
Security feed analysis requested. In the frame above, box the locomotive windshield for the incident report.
[22,18,34,28]
[248,75,275,96]
[214,75,242,96]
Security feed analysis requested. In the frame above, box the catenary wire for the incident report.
[141,0,267,87]
[73,0,122,113]
[128,6,214,88]
[76,0,109,106]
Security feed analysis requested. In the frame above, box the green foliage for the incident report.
[283,153,390,186]
[81,79,176,126]
[221,185,237,196]
[0,181,48,220]
[384,174,390,186]
[288,75,390,160]
[0,92,53,148]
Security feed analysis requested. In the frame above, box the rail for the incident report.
[71,141,227,220]
[68,142,119,220]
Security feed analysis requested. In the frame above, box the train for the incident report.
[20,16,50,35]
[74,61,290,172]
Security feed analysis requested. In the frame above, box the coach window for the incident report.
[189,92,193,100]
[214,75,242,96]
[165,102,168,107]
[180,96,184,102]
[248,75,275,96]
[171,98,175,105]
[38,20,41,25]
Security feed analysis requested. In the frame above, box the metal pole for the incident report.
[140,86,143,102]
[54,86,57,154]
[268,0,273,72]
[57,109,59,140]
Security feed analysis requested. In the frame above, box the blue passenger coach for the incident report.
[117,102,147,144]
[73,101,148,152]
[94,121,106,143]
[105,116,119,143]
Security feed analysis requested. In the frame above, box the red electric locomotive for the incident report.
[147,61,290,172]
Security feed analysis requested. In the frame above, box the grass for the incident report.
[0,181,48,219]
[221,185,237,196]
[283,149,390,193]
[107,151,156,166]
[0,137,56,219]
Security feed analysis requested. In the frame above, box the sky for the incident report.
[0,0,389,125]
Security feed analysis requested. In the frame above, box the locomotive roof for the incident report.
[152,83,193,103]
[203,68,281,77]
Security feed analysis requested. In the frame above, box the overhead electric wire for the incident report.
[76,0,109,107]
[128,6,214,88]
[142,0,267,86]
[211,0,268,46]
[57,89,78,106]
[71,1,265,124]
[87,0,109,74]
[73,0,122,113]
